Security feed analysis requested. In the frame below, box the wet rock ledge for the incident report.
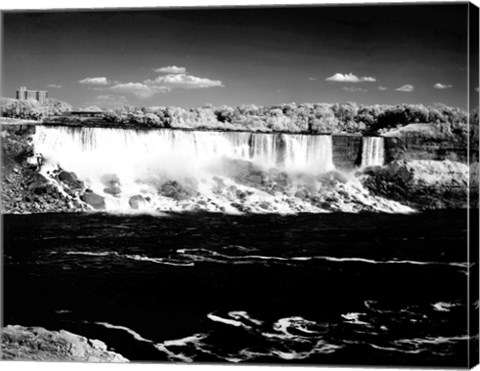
[1,325,128,362]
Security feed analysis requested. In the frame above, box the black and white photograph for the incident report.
[0,1,479,368]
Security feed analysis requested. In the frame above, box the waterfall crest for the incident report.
[361,137,385,167]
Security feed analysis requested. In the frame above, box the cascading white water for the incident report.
[361,137,385,167]
[33,126,335,177]
[249,133,281,169]
[29,127,414,214]
[283,135,334,173]
[32,126,336,211]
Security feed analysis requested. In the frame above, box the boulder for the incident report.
[58,170,84,190]
[235,190,247,200]
[158,180,196,200]
[129,195,146,209]
[28,173,54,195]
[258,201,270,210]
[100,174,120,187]
[80,191,106,210]
[197,200,208,207]
[103,186,122,196]
[230,202,246,211]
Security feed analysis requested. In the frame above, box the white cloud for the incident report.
[155,65,187,74]
[325,73,376,83]
[395,84,414,92]
[109,82,170,98]
[378,86,387,91]
[92,70,223,99]
[342,86,367,92]
[146,73,224,89]
[433,83,452,89]
[78,77,110,85]
[47,83,62,88]
[308,77,317,81]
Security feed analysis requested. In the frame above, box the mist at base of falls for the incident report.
[32,126,394,214]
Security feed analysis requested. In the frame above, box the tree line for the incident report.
[0,97,72,120]
[1,97,477,137]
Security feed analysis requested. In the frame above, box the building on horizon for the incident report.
[16,86,48,104]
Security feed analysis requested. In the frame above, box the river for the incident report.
[2,210,469,366]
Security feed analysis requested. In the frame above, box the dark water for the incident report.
[2,211,470,367]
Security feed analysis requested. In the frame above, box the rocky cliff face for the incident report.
[383,123,474,163]
[332,135,363,170]
[1,325,128,362]
[1,124,88,213]
[361,160,472,210]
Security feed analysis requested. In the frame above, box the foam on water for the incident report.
[65,251,194,267]
[65,251,111,257]
[162,334,209,348]
[207,313,248,328]
[92,321,209,362]
[94,322,152,343]
[87,301,467,363]
[341,312,371,326]
[174,248,468,270]
[63,249,468,271]
[203,311,343,360]
[271,316,322,338]
[228,311,264,326]
[368,335,470,355]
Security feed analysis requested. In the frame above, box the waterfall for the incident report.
[361,137,385,167]
[33,126,335,178]
[283,135,334,173]
[32,126,336,211]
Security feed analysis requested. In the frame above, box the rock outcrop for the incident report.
[383,123,474,163]
[1,325,128,362]
[361,160,472,209]
[80,190,106,210]
[1,125,88,214]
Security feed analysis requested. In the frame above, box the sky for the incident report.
[1,3,479,109]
